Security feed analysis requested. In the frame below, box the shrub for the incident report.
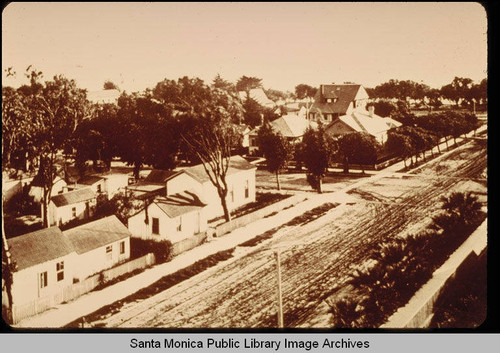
[130,237,172,263]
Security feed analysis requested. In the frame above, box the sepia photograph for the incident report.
[2,2,488,330]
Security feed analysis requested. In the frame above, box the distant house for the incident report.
[248,114,318,154]
[126,169,178,200]
[74,175,106,194]
[308,84,370,123]
[63,215,131,281]
[325,106,402,144]
[99,173,130,197]
[238,88,276,108]
[6,227,77,311]
[48,188,96,227]
[235,124,252,150]
[29,175,67,203]
[128,191,207,245]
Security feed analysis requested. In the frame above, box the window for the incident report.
[176,216,182,232]
[152,217,160,235]
[245,180,249,198]
[326,98,332,103]
[72,207,77,218]
[106,245,113,260]
[56,261,64,281]
[97,184,102,193]
[120,241,125,255]
[39,271,48,289]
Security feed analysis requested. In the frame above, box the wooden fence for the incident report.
[11,253,155,324]
[214,193,305,238]
[381,219,487,328]
[171,232,207,256]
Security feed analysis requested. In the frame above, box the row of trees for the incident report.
[3,70,248,226]
[257,123,380,193]
[367,77,487,109]
[256,107,480,194]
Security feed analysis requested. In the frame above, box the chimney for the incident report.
[368,105,375,118]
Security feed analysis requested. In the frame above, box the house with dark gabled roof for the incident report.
[308,83,370,123]
[48,187,96,227]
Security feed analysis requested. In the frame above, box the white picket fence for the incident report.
[11,253,155,324]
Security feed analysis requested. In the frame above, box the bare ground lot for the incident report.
[89,140,487,328]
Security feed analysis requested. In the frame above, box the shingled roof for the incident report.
[7,227,75,271]
[182,155,256,183]
[153,191,206,219]
[269,114,318,138]
[51,188,95,207]
[310,84,363,115]
[144,169,180,184]
[63,215,131,255]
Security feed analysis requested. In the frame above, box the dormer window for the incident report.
[327,98,332,103]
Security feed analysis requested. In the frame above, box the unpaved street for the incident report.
[94,140,487,328]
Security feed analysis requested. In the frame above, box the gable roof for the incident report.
[182,155,256,183]
[310,84,363,115]
[7,227,75,271]
[238,88,275,107]
[63,216,131,255]
[269,114,318,138]
[144,169,180,184]
[77,175,104,186]
[153,191,206,219]
[51,188,95,207]
[328,110,399,138]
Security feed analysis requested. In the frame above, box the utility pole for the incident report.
[275,249,284,328]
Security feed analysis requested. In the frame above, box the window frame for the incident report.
[152,217,160,235]
[56,261,64,282]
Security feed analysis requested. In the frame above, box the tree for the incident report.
[264,88,287,103]
[299,125,336,193]
[368,100,397,118]
[2,216,17,323]
[103,80,119,90]
[337,132,379,173]
[22,71,91,227]
[243,97,264,127]
[431,192,483,235]
[74,103,119,174]
[257,123,293,190]
[440,77,474,107]
[2,86,33,170]
[328,297,363,328]
[385,131,414,169]
[294,84,317,100]
[181,79,244,222]
[236,76,262,94]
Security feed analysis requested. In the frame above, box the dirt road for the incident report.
[94,140,487,328]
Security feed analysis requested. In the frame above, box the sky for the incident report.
[2,2,488,93]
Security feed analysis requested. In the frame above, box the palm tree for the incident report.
[328,297,363,328]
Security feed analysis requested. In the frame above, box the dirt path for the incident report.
[96,140,486,328]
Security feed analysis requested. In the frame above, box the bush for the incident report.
[130,237,172,263]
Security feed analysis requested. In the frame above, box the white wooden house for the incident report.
[48,188,96,227]
[29,176,67,203]
[171,156,257,220]
[6,227,77,310]
[63,215,131,281]
[128,191,207,245]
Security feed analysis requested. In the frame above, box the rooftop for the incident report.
[181,155,256,183]
[7,227,75,271]
[63,215,131,255]
[51,188,95,207]
[311,84,363,115]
